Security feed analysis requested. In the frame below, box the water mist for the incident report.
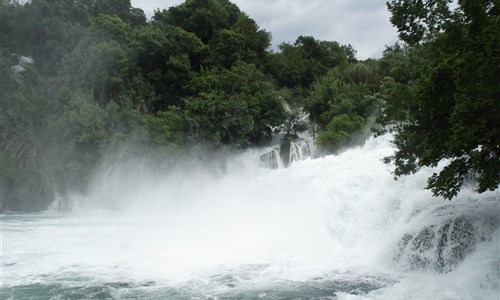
[2,134,498,299]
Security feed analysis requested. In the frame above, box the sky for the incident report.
[130,0,399,60]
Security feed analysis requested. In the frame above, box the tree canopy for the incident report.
[1,0,497,211]
[384,0,499,199]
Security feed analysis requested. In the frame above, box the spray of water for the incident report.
[2,134,499,299]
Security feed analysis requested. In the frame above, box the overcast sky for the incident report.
[130,0,399,60]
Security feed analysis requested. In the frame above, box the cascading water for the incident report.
[259,104,317,169]
[259,134,316,169]
[1,134,499,299]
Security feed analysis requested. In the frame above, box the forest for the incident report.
[1,0,498,211]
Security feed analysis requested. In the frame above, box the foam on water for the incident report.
[2,134,499,299]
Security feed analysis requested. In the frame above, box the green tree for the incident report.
[210,29,246,68]
[226,62,286,143]
[53,94,109,187]
[132,23,209,111]
[232,15,271,66]
[385,0,500,199]
[306,65,377,126]
[378,43,414,83]
[61,14,133,103]
[316,114,365,152]
[154,0,241,43]
[185,92,254,146]
[148,106,188,153]
[373,76,415,132]
[186,61,286,146]
[0,48,65,210]
[305,63,379,152]
[268,36,354,91]
[81,0,146,26]
[2,0,90,74]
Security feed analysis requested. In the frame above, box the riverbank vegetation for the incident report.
[1,0,497,210]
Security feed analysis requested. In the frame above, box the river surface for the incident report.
[2,135,499,299]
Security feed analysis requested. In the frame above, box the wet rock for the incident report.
[259,148,280,169]
[436,216,476,272]
[394,217,477,272]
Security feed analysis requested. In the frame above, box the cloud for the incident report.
[232,0,398,59]
[131,0,398,59]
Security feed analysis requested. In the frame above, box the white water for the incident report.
[259,135,316,169]
[2,134,499,299]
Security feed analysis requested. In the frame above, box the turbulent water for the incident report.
[2,135,499,299]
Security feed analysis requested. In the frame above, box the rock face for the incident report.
[394,216,477,272]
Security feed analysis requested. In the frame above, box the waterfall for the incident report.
[258,104,316,169]
[289,137,315,163]
[259,135,316,169]
[259,146,282,169]
[8,133,498,299]
[47,192,82,212]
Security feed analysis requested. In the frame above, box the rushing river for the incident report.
[2,135,499,299]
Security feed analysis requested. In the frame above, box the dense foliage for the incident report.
[384,0,499,199]
[0,0,497,210]
[0,0,361,210]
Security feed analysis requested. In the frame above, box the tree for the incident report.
[185,92,254,146]
[132,23,209,111]
[306,65,377,126]
[2,0,90,74]
[232,14,271,67]
[0,50,55,211]
[305,63,379,153]
[268,36,353,91]
[62,14,132,103]
[385,0,500,199]
[185,61,286,146]
[316,114,365,151]
[154,0,241,43]
[210,29,246,68]
[147,106,187,153]
[81,0,146,26]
